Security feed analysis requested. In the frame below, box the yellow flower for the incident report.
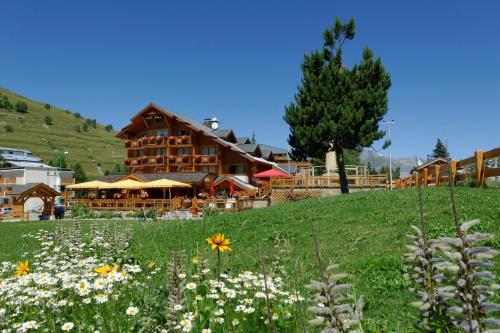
[191,257,199,265]
[206,233,231,252]
[16,261,29,277]
[147,261,155,269]
[95,264,119,276]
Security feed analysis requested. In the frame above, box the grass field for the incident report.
[0,86,125,178]
[1,187,499,332]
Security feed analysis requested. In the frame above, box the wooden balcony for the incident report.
[125,155,166,167]
[125,136,168,148]
[194,154,218,165]
[167,135,192,146]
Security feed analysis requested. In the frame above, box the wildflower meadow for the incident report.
[0,187,499,332]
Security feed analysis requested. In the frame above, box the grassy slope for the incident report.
[0,187,499,332]
[0,87,125,179]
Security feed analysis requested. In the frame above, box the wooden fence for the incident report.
[66,197,254,213]
[395,147,500,189]
[269,174,388,190]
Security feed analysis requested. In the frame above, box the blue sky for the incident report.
[2,1,499,160]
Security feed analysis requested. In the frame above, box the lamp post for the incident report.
[58,150,68,171]
[384,120,395,190]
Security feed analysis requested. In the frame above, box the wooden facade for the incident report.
[116,104,272,184]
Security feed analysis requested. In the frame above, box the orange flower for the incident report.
[206,233,231,252]
[95,264,119,276]
[16,261,29,278]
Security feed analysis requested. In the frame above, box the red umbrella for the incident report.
[254,168,290,178]
[228,178,235,197]
[209,176,216,197]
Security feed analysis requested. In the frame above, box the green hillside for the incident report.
[0,187,498,331]
[0,87,125,179]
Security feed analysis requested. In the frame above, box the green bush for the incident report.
[98,211,122,219]
[70,203,95,219]
[44,116,53,125]
[14,101,28,113]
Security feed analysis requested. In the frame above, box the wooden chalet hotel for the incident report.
[66,103,293,212]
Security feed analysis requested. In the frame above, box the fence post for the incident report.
[450,160,457,184]
[435,165,441,187]
[475,150,485,186]
[414,171,419,188]
[423,168,429,187]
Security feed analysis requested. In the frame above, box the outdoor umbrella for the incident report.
[229,178,235,197]
[66,180,110,189]
[142,178,191,199]
[99,179,145,189]
[209,177,216,197]
[253,168,290,178]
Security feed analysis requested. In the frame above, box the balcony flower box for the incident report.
[156,155,164,163]
[168,136,176,144]
[169,155,176,162]
[131,140,141,148]
[181,135,190,144]
[194,154,202,163]
[125,140,131,148]
[148,136,156,144]
[124,159,131,166]
[141,137,149,144]
[209,154,216,162]
[156,136,163,144]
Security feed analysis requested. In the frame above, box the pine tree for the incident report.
[430,138,449,159]
[284,18,391,193]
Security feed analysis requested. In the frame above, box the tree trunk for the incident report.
[335,147,349,194]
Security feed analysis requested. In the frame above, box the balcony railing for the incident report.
[167,135,192,146]
[125,154,218,167]
[125,135,193,148]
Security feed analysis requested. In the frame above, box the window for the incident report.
[137,150,144,157]
[202,166,217,173]
[176,147,191,155]
[229,165,245,174]
[156,148,165,156]
[176,129,190,136]
[156,129,169,137]
[201,147,217,155]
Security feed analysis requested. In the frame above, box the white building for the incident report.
[0,147,74,212]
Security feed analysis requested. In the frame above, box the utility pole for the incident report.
[384,120,395,190]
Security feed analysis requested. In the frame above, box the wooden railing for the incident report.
[124,135,192,148]
[66,197,253,213]
[269,174,387,189]
[125,154,218,168]
[394,147,500,189]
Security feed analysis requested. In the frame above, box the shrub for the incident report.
[74,125,81,133]
[105,124,113,132]
[44,115,53,125]
[70,203,95,219]
[74,112,82,119]
[14,101,28,113]
[44,103,51,110]
[98,211,122,219]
